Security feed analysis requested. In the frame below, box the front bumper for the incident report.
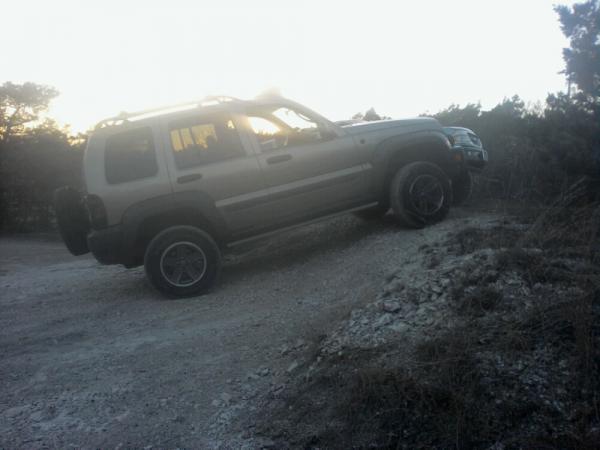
[453,145,488,169]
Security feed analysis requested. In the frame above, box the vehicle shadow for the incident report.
[63,214,408,303]
[219,214,402,282]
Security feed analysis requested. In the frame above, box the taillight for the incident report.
[85,194,108,229]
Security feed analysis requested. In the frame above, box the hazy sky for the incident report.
[2,0,575,133]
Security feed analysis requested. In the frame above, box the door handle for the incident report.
[266,154,292,165]
[177,173,203,184]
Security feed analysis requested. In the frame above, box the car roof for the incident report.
[443,126,476,134]
[92,95,309,134]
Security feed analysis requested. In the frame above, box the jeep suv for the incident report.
[54,95,467,297]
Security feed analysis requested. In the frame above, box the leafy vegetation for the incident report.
[0,82,84,231]
[433,1,599,202]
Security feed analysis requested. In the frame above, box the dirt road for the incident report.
[0,210,487,448]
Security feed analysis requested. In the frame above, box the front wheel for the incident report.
[144,226,221,298]
[389,161,452,228]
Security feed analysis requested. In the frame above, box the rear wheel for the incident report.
[389,161,451,228]
[144,226,221,298]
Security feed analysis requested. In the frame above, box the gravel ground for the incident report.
[0,209,493,448]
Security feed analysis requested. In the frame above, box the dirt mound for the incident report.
[251,215,600,449]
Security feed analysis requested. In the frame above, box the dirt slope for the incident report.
[0,209,495,448]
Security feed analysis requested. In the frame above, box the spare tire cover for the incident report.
[53,186,90,256]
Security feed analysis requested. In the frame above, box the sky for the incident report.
[2,0,576,133]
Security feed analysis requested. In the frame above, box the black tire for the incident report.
[452,170,473,206]
[353,204,389,220]
[144,226,221,298]
[53,186,90,256]
[389,161,452,228]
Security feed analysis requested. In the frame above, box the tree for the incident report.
[430,102,482,130]
[0,82,83,232]
[363,107,382,121]
[352,108,392,121]
[555,0,600,101]
[0,82,59,143]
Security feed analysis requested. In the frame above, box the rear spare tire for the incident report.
[53,186,90,255]
[144,226,221,298]
[389,161,451,228]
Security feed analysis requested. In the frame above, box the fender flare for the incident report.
[120,190,229,264]
[370,130,453,195]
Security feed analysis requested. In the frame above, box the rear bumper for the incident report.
[87,225,131,266]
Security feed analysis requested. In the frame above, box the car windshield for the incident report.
[443,127,457,135]
[468,133,482,147]
[271,107,318,131]
[247,106,324,151]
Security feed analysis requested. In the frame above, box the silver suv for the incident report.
[54,95,468,297]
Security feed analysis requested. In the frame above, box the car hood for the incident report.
[340,117,442,135]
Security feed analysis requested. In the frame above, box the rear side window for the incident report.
[169,115,245,169]
[105,127,158,184]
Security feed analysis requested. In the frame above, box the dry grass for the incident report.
[454,286,503,316]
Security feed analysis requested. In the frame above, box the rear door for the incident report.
[162,112,272,236]
[241,104,367,226]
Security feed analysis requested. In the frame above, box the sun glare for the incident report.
[1,0,575,133]
[248,116,281,136]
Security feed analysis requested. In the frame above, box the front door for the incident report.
[241,104,367,227]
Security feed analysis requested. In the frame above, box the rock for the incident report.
[211,399,221,407]
[258,438,276,449]
[220,393,232,406]
[416,306,428,316]
[390,322,408,333]
[374,314,393,329]
[382,300,401,313]
[385,271,399,282]
[279,344,290,355]
[271,383,285,394]
[286,361,299,373]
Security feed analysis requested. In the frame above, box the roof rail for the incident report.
[94,95,241,130]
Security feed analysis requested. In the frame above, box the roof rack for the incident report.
[94,95,241,130]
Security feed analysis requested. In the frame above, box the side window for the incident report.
[248,107,325,152]
[169,115,245,169]
[105,127,158,184]
[248,116,286,152]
